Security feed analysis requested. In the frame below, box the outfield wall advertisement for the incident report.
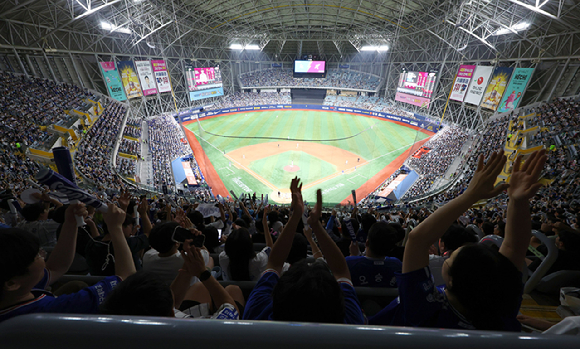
[450,65,476,102]
[117,61,143,99]
[464,66,493,106]
[99,62,126,101]
[135,60,157,96]
[496,68,534,113]
[179,104,440,133]
[480,67,514,111]
[151,60,171,93]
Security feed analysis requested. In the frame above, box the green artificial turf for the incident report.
[249,151,337,189]
[186,110,428,205]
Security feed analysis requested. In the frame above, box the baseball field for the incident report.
[182,110,432,206]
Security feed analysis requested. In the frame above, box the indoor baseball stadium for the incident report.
[0,0,579,347]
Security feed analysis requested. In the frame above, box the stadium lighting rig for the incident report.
[229,44,261,50]
[100,21,131,34]
[493,22,530,36]
[360,45,389,52]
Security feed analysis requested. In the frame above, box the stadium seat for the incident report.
[523,231,559,294]
[534,270,580,295]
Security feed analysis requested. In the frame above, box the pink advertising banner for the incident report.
[395,92,431,108]
[151,60,171,93]
[450,65,476,102]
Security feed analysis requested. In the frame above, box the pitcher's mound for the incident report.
[283,165,300,172]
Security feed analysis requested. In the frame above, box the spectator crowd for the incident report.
[0,71,579,338]
[148,115,191,190]
[240,68,381,91]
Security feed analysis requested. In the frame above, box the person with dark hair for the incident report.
[494,221,506,238]
[101,240,241,320]
[17,194,63,249]
[481,221,494,236]
[0,203,136,322]
[528,229,580,275]
[243,178,364,324]
[357,213,376,243]
[370,150,547,331]
[346,221,402,287]
[287,233,308,265]
[85,199,150,276]
[142,222,212,285]
[220,220,276,281]
[100,271,174,317]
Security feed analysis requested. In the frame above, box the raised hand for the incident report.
[64,202,88,224]
[464,151,510,201]
[508,149,547,202]
[118,190,132,212]
[181,239,207,277]
[137,197,149,216]
[103,203,127,232]
[290,176,304,215]
[307,189,322,227]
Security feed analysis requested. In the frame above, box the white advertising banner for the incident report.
[135,60,157,96]
[464,66,493,106]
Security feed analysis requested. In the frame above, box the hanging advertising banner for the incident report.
[99,62,126,101]
[480,67,514,111]
[151,60,171,93]
[134,60,157,96]
[450,65,476,102]
[464,66,493,106]
[496,68,534,113]
[117,61,143,99]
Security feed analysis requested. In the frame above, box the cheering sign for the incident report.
[343,217,357,241]
[35,167,108,212]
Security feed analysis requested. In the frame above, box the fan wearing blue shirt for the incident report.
[346,221,402,287]
[370,150,547,332]
[0,203,136,323]
[243,178,365,324]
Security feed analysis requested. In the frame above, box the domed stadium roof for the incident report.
[1,0,578,60]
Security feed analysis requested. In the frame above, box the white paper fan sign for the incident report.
[20,188,42,204]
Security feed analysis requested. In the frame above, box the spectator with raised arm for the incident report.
[0,203,135,322]
[243,178,365,324]
[370,150,547,331]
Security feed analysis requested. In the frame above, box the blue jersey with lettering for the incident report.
[0,269,120,323]
[346,256,401,287]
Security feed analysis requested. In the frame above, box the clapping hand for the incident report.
[181,239,207,278]
[118,190,132,212]
[464,151,510,201]
[508,149,547,202]
[307,189,322,227]
[290,176,304,216]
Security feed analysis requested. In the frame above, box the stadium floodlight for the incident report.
[493,22,530,36]
[361,45,388,52]
[229,44,244,50]
[245,44,260,50]
[100,21,131,34]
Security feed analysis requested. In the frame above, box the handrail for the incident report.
[1,314,577,348]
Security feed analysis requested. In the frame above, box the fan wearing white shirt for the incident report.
[143,222,213,286]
